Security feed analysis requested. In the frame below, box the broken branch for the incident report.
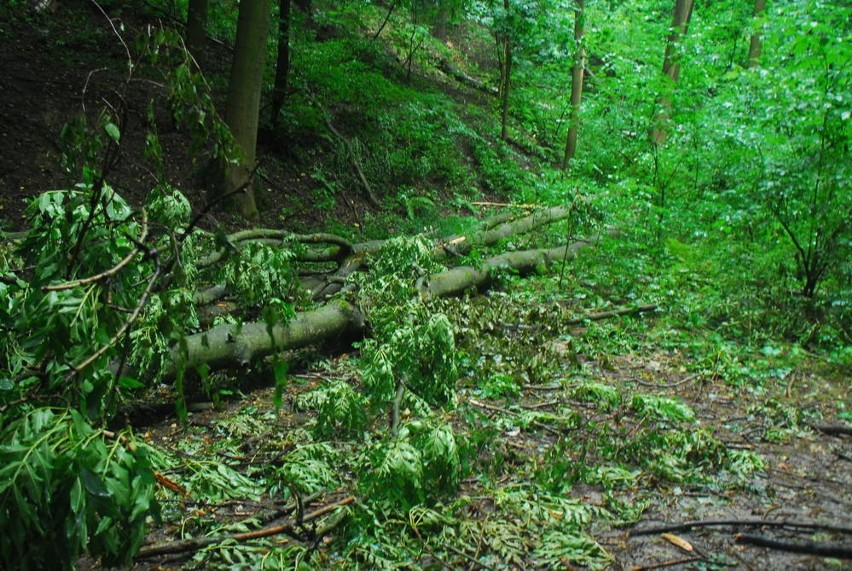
[136,496,355,559]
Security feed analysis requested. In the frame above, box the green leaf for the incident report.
[118,376,144,390]
[104,122,121,143]
[81,467,110,497]
[271,358,289,410]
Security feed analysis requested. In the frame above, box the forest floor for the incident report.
[2,3,850,570]
[128,301,850,570]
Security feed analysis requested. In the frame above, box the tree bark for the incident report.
[270,0,292,130]
[219,0,272,220]
[561,0,585,169]
[747,0,766,68]
[186,0,208,69]
[650,0,694,146]
[499,0,512,141]
[423,238,596,299]
[432,6,449,40]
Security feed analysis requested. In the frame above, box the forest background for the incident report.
[0,0,849,568]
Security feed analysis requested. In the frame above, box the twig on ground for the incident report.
[630,556,704,571]
[566,304,658,325]
[632,373,700,389]
[805,422,852,436]
[468,398,562,436]
[444,543,495,570]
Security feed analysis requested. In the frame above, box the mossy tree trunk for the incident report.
[220,0,272,220]
[747,0,766,68]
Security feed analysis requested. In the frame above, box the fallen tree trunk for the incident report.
[161,233,608,379]
[425,238,599,298]
[193,203,583,306]
[436,58,497,97]
[163,300,364,379]
[435,203,584,258]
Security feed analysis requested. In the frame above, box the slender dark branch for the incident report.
[183,163,260,239]
[735,534,852,559]
[391,379,405,435]
[630,519,852,537]
[770,201,808,265]
[373,0,398,39]
[67,90,128,278]
[90,0,133,75]
[630,557,704,571]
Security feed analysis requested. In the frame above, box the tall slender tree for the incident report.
[219,0,272,219]
[747,0,766,68]
[498,0,512,140]
[561,0,585,169]
[270,0,292,130]
[186,0,208,68]
[650,0,694,145]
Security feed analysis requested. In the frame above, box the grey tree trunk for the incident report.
[498,0,512,141]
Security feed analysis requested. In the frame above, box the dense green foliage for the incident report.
[0,0,848,568]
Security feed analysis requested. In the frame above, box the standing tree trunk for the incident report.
[432,5,449,40]
[498,0,512,141]
[270,0,292,130]
[220,0,272,220]
[650,0,694,146]
[186,0,208,69]
[747,0,766,68]
[561,0,585,169]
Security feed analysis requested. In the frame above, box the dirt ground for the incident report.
[598,355,851,570]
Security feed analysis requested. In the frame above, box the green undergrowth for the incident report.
[138,249,789,568]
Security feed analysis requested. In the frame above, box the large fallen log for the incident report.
[162,300,364,379]
[160,233,607,379]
